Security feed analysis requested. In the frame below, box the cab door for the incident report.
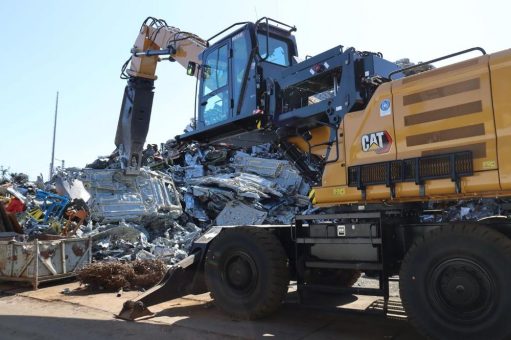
[199,43,231,128]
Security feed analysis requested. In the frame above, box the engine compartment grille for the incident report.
[348,151,473,189]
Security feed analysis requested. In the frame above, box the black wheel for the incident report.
[400,224,511,340]
[204,227,290,320]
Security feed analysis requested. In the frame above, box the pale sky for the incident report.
[0,0,508,180]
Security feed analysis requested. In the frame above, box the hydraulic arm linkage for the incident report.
[115,17,207,171]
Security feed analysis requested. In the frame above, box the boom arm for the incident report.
[115,17,207,170]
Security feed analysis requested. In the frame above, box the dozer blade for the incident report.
[117,253,206,321]
[118,300,154,320]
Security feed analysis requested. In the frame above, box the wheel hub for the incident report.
[227,258,252,288]
[430,258,496,322]
[223,251,258,294]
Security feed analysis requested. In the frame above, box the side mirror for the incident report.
[187,61,197,76]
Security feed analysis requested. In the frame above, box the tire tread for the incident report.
[400,224,511,339]
[205,227,289,320]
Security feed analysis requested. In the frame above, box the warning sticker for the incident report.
[380,99,391,117]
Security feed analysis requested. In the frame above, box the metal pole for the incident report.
[49,91,59,179]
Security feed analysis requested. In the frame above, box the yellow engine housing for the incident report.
[291,49,511,206]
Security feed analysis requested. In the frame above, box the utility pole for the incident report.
[49,91,59,179]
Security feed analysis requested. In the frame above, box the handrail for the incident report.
[388,47,487,80]
[254,17,296,62]
[207,22,251,45]
[255,17,296,33]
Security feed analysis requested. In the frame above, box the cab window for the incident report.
[201,44,229,126]
[232,31,250,112]
[202,44,229,96]
[257,33,290,66]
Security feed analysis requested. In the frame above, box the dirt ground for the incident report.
[0,277,422,340]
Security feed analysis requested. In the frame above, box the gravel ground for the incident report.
[354,274,400,297]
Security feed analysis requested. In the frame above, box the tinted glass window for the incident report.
[203,90,229,126]
[232,31,250,112]
[202,44,229,96]
[201,44,229,126]
[257,33,290,66]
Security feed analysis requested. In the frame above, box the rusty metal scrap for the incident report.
[77,259,166,290]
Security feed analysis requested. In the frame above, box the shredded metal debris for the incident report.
[77,260,166,290]
[0,143,313,267]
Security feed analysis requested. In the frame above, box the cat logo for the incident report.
[361,131,392,154]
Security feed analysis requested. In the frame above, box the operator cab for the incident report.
[179,18,401,148]
[179,18,298,145]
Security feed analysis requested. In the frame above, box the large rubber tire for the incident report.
[400,224,511,340]
[205,227,290,320]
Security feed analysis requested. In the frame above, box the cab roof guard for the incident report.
[206,17,296,47]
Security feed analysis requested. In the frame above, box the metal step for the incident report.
[296,237,382,245]
[298,284,385,297]
[305,261,383,270]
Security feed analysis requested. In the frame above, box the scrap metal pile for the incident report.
[0,143,312,269]
[0,174,88,239]
[72,142,312,264]
[168,143,311,225]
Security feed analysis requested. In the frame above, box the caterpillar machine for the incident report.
[116,17,511,339]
